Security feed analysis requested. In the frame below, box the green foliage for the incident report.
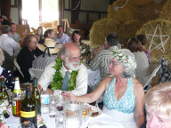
[51,57,78,91]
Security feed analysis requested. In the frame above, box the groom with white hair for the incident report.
[38,43,88,96]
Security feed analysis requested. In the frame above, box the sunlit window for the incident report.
[42,0,59,22]
[22,0,39,28]
[22,0,59,28]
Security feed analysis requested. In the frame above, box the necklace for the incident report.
[51,57,78,90]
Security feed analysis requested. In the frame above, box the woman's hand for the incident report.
[62,92,77,102]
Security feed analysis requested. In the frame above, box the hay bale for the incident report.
[136,19,171,62]
[89,19,142,47]
[89,0,167,48]
[160,0,171,21]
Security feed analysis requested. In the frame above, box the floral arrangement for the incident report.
[51,57,78,91]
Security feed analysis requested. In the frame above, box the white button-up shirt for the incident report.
[38,62,88,96]
[0,34,20,56]
[56,33,71,44]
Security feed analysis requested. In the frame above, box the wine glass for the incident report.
[55,101,64,128]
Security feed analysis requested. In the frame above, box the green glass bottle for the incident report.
[20,87,37,128]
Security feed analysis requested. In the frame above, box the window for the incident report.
[22,0,59,28]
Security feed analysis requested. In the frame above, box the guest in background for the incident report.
[44,29,56,41]
[127,37,149,86]
[89,33,121,79]
[17,34,40,83]
[71,30,91,64]
[63,49,144,128]
[0,48,14,90]
[56,25,71,44]
[145,82,171,128]
[136,34,151,63]
[35,26,44,44]
[0,25,20,57]
[9,23,21,43]
[30,38,61,79]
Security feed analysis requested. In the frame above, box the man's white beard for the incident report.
[65,61,80,71]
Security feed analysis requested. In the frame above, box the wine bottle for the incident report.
[12,77,21,117]
[33,78,41,115]
[20,87,37,128]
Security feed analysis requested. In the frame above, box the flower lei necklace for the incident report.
[51,57,78,90]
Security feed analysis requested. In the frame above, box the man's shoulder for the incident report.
[63,33,70,37]
[79,63,87,72]
[47,61,56,68]
[80,63,87,69]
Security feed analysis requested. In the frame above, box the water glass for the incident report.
[41,94,50,114]
[63,102,82,128]
[49,95,56,118]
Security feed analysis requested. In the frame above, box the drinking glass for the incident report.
[63,102,82,128]
[49,95,56,118]
[55,101,64,128]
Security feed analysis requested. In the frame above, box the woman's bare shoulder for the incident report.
[132,78,144,93]
[99,77,113,87]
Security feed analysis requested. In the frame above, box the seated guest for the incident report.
[63,49,145,128]
[136,34,151,63]
[89,33,121,79]
[145,82,171,128]
[0,25,20,57]
[0,48,14,90]
[55,25,71,44]
[44,29,56,42]
[9,23,21,43]
[127,37,149,85]
[71,30,91,64]
[17,35,40,83]
[35,26,44,44]
[38,43,88,96]
[29,38,61,79]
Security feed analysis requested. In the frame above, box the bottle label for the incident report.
[12,101,16,115]
[13,89,22,94]
[41,94,50,105]
[20,111,36,118]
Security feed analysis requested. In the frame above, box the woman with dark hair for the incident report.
[127,37,149,86]
[71,30,81,45]
[71,30,91,64]
[17,34,41,83]
[35,26,44,44]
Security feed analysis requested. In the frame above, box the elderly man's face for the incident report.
[63,48,81,71]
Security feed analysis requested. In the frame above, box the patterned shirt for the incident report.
[103,78,135,114]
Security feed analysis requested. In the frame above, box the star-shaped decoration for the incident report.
[145,24,170,53]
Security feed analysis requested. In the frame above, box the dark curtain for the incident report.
[109,0,117,5]
[71,0,81,24]
[1,0,11,19]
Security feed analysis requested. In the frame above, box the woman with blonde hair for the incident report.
[63,49,145,128]
[0,48,14,90]
[145,82,171,128]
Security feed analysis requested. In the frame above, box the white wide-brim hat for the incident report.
[37,38,62,54]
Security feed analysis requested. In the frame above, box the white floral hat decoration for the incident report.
[112,49,137,77]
